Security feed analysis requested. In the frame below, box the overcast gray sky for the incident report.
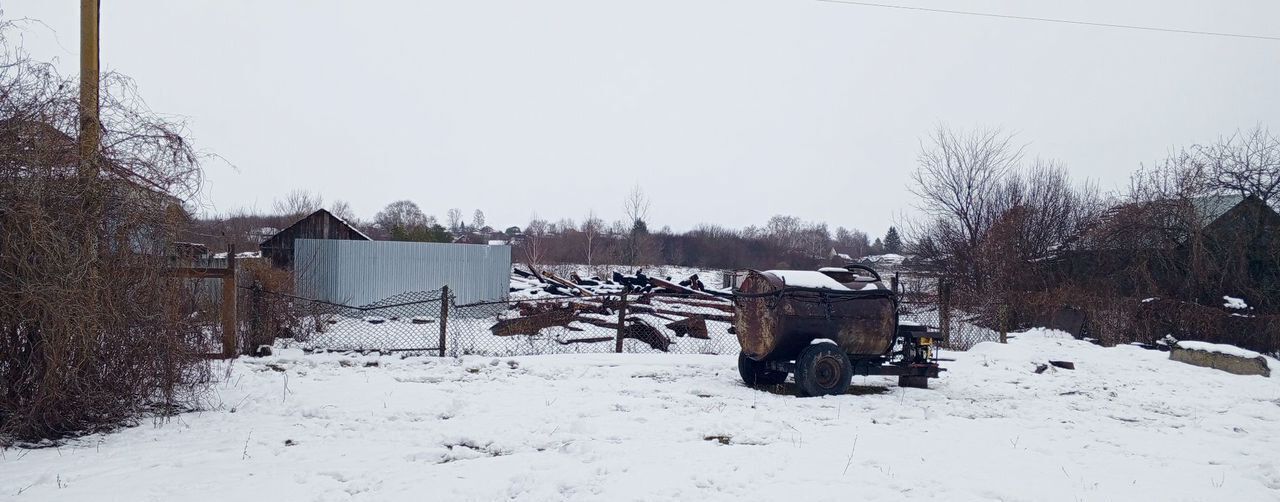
[5,0,1279,236]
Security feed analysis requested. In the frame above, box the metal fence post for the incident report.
[615,288,628,353]
[439,285,449,357]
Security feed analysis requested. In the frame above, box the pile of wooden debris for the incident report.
[495,267,735,351]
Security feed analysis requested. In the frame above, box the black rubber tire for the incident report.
[794,343,853,397]
[738,352,788,387]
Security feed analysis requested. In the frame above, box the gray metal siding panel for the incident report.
[294,239,511,306]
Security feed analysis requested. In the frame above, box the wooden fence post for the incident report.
[221,244,237,359]
[938,278,951,346]
[999,303,1009,344]
[250,280,263,351]
[615,288,628,353]
[439,285,449,357]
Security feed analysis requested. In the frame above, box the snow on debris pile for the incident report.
[1171,340,1270,377]
[1176,341,1262,360]
[860,253,906,267]
[765,270,850,290]
[1222,296,1248,310]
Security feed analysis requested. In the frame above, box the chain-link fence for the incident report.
[247,275,1001,356]
[247,287,448,355]
[247,287,740,357]
[895,272,1002,351]
[446,292,740,357]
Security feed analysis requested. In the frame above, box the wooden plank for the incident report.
[542,271,590,296]
[647,277,721,300]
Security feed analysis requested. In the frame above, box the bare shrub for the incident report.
[909,126,1102,306]
[239,259,299,351]
[0,25,208,442]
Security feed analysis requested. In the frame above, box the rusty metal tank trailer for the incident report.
[732,264,944,396]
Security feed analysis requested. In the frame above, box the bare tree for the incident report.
[1000,159,1103,259]
[1199,125,1280,206]
[375,200,429,233]
[622,185,652,265]
[329,199,356,222]
[273,189,324,221]
[623,184,650,230]
[521,216,549,269]
[581,210,604,266]
[472,209,486,231]
[765,215,803,244]
[835,226,871,258]
[446,207,464,233]
[911,125,1024,250]
[765,215,831,259]
[908,125,1025,292]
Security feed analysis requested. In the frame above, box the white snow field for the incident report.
[4,330,1280,501]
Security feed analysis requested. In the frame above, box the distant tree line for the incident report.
[188,184,900,271]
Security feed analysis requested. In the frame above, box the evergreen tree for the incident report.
[883,227,903,254]
[870,237,884,255]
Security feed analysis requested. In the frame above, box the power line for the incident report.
[815,0,1280,42]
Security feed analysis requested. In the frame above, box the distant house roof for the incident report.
[0,118,174,197]
[1085,194,1277,251]
[452,232,490,245]
[259,209,371,267]
[1192,194,1247,228]
[262,209,371,247]
[328,212,372,241]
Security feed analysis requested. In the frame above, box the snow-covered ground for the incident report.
[4,330,1279,501]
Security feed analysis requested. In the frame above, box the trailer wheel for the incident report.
[738,352,787,387]
[794,343,852,397]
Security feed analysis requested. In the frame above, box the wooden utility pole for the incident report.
[79,0,101,178]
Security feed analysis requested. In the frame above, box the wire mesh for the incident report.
[895,272,1000,350]
[446,292,741,357]
[253,288,447,355]
[253,282,986,356]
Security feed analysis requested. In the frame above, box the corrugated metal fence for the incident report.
[293,239,511,307]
